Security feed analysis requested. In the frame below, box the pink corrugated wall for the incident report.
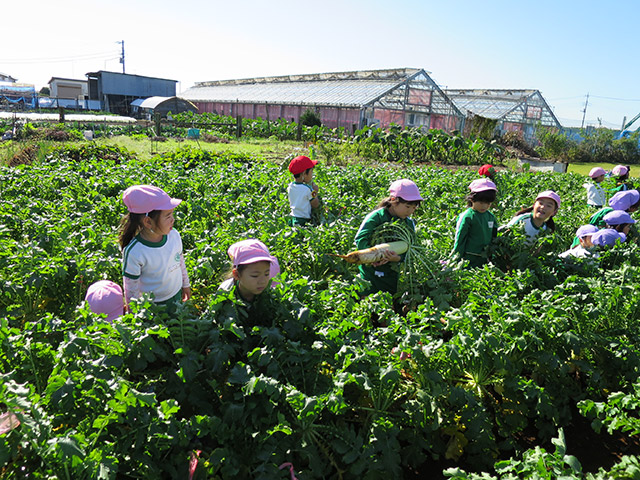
[193,101,458,133]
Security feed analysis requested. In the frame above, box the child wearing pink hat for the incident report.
[559,225,599,259]
[287,155,320,226]
[217,239,281,324]
[354,179,422,294]
[584,167,606,208]
[85,280,124,322]
[504,190,560,241]
[610,165,632,194]
[452,178,498,268]
[118,185,191,311]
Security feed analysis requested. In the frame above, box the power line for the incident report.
[589,95,640,102]
[0,51,118,64]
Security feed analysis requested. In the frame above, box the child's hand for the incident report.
[312,182,319,193]
[182,287,192,302]
[371,249,401,266]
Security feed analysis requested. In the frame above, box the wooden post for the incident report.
[296,120,302,141]
[236,115,242,138]
[154,112,161,137]
[58,106,65,123]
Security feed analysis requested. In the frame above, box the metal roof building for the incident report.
[445,89,561,142]
[86,71,178,116]
[181,68,464,132]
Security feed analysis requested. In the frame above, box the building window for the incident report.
[408,88,432,106]
[526,106,542,119]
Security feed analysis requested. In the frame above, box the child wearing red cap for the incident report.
[503,190,560,241]
[287,155,320,226]
[452,178,498,268]
[584,167,606,208]
[354,179,422,295]
[118,185,191,312]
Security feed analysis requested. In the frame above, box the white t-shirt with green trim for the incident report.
[505,212,547,240]
[122,229,184,302]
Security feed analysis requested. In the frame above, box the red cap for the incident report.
[478,164,495,177]
[288,155,318,175]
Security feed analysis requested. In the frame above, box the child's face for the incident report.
[594,174,605,183]
[148,209,175,237]
[579,235,594,248]
[622,224,631,235]
[389,199,418,219]
[234,261,271,301]
[301,168,314,183]
[532,199,557,222]
[471,200,492,213]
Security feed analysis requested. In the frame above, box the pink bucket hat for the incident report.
[227,239,280,278]
[589,167,606,178]
[389,179,423,201]
[575,224,599,238]
[612,165,629,177]
[122,185,182,214]
[535,190,561,208]
[603,210,636,226]
[592,229,626,247]
[468,178,497,193]
[609,190,640,210]
[85,280,123,322]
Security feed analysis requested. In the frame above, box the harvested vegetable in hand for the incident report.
[335,241,408,264]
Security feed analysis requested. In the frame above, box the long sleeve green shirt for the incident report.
[453,208,498,268]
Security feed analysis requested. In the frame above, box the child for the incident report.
[603,210,636,236]
[85,280,124,322]
[591,228,626,248]
[610,165,632,193]
[584,167,606,208]
[503,190,561,241]
[354,179,422,295]
[119,185,191,311]
[588,189,640,228]
[478,164,497,181]
[452,178,498,268]
[219,239,280,302]
[559,225,598,259]
[217,239,281,329]
[287,155,320,226]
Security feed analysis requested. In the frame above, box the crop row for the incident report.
[1,146,640,479]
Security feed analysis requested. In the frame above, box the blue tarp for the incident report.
[0,84,37,108]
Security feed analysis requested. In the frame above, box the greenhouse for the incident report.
[181,68,464,132]
[130,96,198,119]
[445,89,561,142]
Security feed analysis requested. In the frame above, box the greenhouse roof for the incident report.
[181,68,462,116]
[445,89,561,127]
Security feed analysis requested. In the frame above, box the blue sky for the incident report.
[3,0,639,128]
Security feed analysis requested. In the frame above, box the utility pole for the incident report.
[580,93,589,129]
[117,40,125,74]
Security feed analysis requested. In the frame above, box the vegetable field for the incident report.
[2,143,640,479]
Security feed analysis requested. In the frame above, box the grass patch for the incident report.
[95,136,308,162]
[567,162,638,177]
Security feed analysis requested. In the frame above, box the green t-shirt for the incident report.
[588,207,613,228]
[453,208,498,267]
[354,207,415,294]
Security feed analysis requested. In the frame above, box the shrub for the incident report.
[300,109,322,127]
